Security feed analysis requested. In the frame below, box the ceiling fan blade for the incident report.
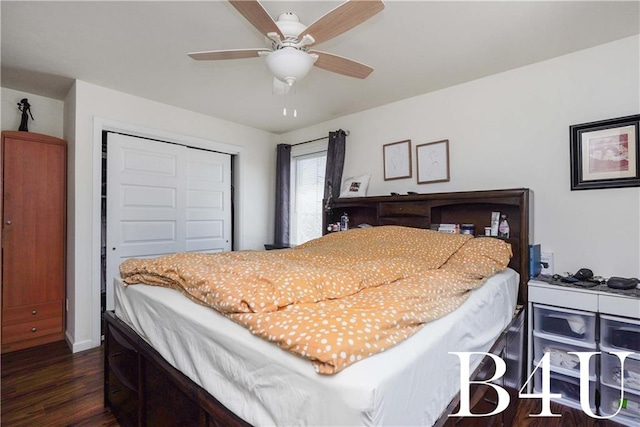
[298,0,384,46]
[188,48,269,61]
[309,51,373,79]
[228,0,283,39]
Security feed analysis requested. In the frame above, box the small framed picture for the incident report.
[570,114,640,190]
[383,140,412,181]
[416,139,450,184]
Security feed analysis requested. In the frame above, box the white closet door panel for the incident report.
[185,150,231,253]
[106,133,187,310]
[120,220,177,253]
[193,249,225,254]
[186,190,224,221]
[120,148,177,176]
[187,220,223,238]
[121,184,176,210]
[187,155,224,184]
[187,189,223,209]
[105,133,231,311]
[186,220,224,252]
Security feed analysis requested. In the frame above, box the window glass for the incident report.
[291,150,327,245]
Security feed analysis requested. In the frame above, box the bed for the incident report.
[104,188,531,426]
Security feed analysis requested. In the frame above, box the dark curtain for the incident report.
[323,129,347,201]
[274,144,291,245]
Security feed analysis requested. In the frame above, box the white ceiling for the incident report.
[2,1,639,134]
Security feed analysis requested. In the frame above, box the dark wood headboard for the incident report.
[323,188,532,304]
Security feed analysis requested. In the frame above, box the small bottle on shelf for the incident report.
[498,215,510,238]
[340,212,349,231]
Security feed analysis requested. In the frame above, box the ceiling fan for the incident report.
[188,0,385,88]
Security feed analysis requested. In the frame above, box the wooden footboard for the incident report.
[104,307,525,427]
[104,311,249,427]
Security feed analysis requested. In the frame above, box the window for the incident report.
[290,143,327,245]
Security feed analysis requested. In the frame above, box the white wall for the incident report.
[64,84,77,344]
[65,80,277,351]
[1,88,64,137]
[280,36,640,280]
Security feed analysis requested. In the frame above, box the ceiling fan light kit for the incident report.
[264,47,318,86]
[188,0,384,90]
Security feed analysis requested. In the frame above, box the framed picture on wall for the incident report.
[383,140,412,180]
[570,114,640,190]
[416,139,450,184]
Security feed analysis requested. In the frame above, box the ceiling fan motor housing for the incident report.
[276,13,307,40]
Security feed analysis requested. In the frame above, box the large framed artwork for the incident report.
[570,114,640,190]
[383,139,412,181]
[416,139,450,184]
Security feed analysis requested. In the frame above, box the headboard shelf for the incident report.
[323,188,532,304]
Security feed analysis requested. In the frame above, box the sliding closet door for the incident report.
[106,134,187,311]
[186,149,232,253]
[105,133,231,310]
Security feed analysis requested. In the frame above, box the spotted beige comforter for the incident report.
[120,226,512,374]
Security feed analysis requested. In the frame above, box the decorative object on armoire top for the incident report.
[383,139,412,181]
[17,98,34,131]
[416,139,450,184]
[570,114,640,190]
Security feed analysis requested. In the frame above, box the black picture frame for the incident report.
[570,114,640,190]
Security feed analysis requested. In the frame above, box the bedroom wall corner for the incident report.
[63,82,79,349]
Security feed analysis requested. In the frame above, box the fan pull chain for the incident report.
[281,83,298,118]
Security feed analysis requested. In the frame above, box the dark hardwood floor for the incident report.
[1,340,118,426]
[511,399,623,427]
[0,340,628,426]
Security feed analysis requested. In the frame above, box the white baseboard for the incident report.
[65,330,98,353]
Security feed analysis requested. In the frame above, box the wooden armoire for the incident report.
[1,131,67,353]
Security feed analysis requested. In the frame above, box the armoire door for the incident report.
[1,131,67,353]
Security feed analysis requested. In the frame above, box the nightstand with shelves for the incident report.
[528,277,640,425]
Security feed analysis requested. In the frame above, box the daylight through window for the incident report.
[290,149,327,245]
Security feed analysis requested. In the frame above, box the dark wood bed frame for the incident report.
[104,188,531,427]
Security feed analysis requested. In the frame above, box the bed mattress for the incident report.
[114,267,518,426]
